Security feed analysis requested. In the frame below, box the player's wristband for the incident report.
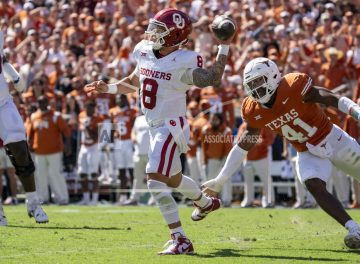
[338,97,360,121]
[107,83,118,94]
[218,44,230,56]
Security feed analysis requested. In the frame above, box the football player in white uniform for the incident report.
[85,9,234,254]
[0,32,48,226]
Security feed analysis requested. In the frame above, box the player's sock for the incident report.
[345,220,360,230]
[176,175,211,208]
[171,226,185,238]
[147,179,184,234]
[25,191,39,204]
[83,192,90,202]
[92,192,99,202]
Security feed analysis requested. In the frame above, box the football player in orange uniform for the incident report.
[109,95,137,204]
[203,57,360,249]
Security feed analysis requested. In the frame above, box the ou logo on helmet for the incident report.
[173,13,185,29]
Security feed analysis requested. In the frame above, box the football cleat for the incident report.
[77,199,90,206]
[121,199,138,206]
[191,197,221,221]
[158,233,194,255]
[0,205,7,226]
[344,227,360,249]
[27,202,49,224]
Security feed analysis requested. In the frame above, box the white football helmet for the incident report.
[243,57,281,104]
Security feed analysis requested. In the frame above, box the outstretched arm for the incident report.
[202,126,260,195]
[192,52,228,88]
[303,86,360,121]
[84,70,140,95]
[190,29,235,88]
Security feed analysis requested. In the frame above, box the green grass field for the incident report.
[0,205,360,264]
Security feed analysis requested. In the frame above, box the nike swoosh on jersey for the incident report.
[282,98,289,104]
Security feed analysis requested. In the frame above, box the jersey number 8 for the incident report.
[142,78,158,110]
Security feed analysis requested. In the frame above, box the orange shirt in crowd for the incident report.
[201,124,232,163]
[242,73,333,152]
[321,61,349,90]
[192,113,209,142]
[78,112,104,146]
[187,117,198,158]
[87,93,116,119]
[200,87,236,129]
[237,123,275,161]
[109,106,137,141]
[344,115,360,140]
[0,3,15,19]
[27,110,71,155]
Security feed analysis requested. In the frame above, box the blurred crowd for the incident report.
[0,0,360,208]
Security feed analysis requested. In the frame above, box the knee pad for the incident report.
[5,144,35,177]
[147,180,178,218]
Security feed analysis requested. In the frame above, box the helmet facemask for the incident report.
[244,75,275,104]
[145,19,170,50]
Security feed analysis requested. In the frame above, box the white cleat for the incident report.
[89,200,98,206]
[158,233,194,255]
[27,202,49,224]
[344,228,360,249]
[0,205,7,226]
[77,199,90,206]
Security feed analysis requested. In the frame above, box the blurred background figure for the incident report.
[201,113,232,207]
[27,96,71,205]
[122,113,149,206]
[110,94,136,205]
[77,101,103,205]
[237,123,275,208]
[0,139,17,205]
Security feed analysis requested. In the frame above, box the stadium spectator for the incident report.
[110,94,136,204]
[237,123,275,208]
[186,101,202,184]
[27,96,71,205]
[77,101,103,205]
[201,113,232,206]
[0,139,17,205]
[122,113,150,206]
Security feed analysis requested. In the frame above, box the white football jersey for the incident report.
[133,40,202,124]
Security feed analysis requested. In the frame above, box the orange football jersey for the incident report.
[78,111,104,146]
[241,73,332,152]
[109,106,137,141]
[86,93,116,118]
[238,123,275,161]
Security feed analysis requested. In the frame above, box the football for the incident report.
[211,15,236,41]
